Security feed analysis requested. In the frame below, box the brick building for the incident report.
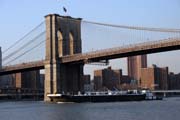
[168,72,180,90]
[94,67,122,90]
[81,75,93,92]
[127,55,147,86]
[14,71,41,89]
[82,75,91,85]
[140,65,168,90]
[120,75,138,90]
[94,71,103,91]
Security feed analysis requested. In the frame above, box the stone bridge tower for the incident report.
[44,14,83,101]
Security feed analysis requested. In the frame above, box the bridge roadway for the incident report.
[0,38,180,75]
[0,60,44,75]
[62,38,180,63]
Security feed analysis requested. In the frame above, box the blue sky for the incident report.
[0,0,180,76]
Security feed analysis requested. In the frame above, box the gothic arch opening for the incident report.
[58,31,63,56]
[69,32,74,55]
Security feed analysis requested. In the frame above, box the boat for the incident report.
[141,90,163,100]
[47,91,146,103]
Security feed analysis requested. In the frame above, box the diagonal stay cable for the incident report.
[3,40,45,66]
[83,20,180,33]
[2,31,46,61]
[2,21,45,54]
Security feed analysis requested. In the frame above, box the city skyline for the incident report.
[84,51,180,79]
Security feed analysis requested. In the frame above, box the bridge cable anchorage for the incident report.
[2,31,46,61]
[2,21,45,54]
[83,20,180,33]
[3,40,45,66]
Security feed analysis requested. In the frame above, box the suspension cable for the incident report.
[2,31,46,61]
[3,40,45,66]
[83,20,180,33]
[2,21,45,54]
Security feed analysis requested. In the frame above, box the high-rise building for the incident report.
[127,55,147,85]
[14,71,40,89]
[82,75,91,85]
[82,75,93,92]
[140,65,168,90]
[0,47,15,88]
[94,67,122,90]
[94,70,103,91]
[168,72,180,90]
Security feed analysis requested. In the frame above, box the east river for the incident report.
[0,97,180,120]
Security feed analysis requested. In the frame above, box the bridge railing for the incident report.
[1,60,44,71]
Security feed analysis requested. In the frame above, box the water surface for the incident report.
[0,97,180,120]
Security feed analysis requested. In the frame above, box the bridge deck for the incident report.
[0,38,180,75]
[61,38,180,63]
[0,60,44,75]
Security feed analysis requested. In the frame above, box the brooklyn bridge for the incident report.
[0,14,180,101]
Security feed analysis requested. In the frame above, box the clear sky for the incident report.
[0,0,180,77]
